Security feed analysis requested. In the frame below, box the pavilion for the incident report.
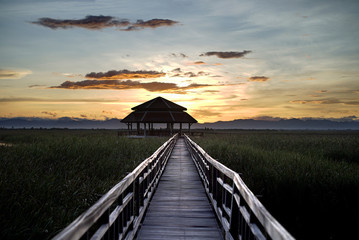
[121,97,197,136]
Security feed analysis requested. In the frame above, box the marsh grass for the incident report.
[195,130,359,240]
[0,129,166,240]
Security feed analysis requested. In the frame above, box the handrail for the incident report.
[184,134,295,240]
[53,134,178,240]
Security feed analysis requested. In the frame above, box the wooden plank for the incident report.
[137,138,223,240]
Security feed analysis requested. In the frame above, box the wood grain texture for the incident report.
[136,138,223,240]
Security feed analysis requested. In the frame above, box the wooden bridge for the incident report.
[53,134,295,240]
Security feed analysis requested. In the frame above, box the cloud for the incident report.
[85,70,165,80]
[102,110,113,115]
[50,79,212,94]
[123,19,178,31]
[290,100,323,104]
[248,76,270,82]
[192,61,206,65]
[171,68,182,73]
[184,71,208,77]
[0,97,120,103]
[186,61,222,66]
[203,90,220,93]
[32,15,178,31]
[32,15,130,30]
[64,73,83,78]
[29,85,47,88]
[171,53,187,58]
[290,98,359,105]
[42,111,57,117]
[192,109,222,118]
[315,90,328,93]
[0,69,32,79]
[170,70,209,78]
[200,50,252,59]
[221,94,238,100]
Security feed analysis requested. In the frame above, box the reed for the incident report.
[0,129,166,240]
[195,130,359,240]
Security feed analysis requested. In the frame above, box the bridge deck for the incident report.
[136,137,223,240]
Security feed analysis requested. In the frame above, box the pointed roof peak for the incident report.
[131,96,187,111]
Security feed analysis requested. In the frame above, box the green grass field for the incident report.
[1,129,358,239]
[195,130,359,240]
[0,129,166,240]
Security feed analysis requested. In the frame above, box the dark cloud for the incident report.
[42,111,57,117]
[200,50,252,59]
[32,15,178,31]
[50,79,211,94]
[248,76,270,82]
[171,68,182,73]
[32,15,130,30]
[0,69,32,79]
[171,53,187,58]
[28,85,47,88]
[170,70,209,78]
[123,19,178,31]
[315,90,328,93]
[85,70,165,80]
[102,110,113,115]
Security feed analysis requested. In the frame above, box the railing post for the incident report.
[139,177,144,208]
[118,194,124,236]
[134,177,140,217]
[215,169,222,208]
[209,165,214,195]
[229,186,240,240]
[99,209,110,240]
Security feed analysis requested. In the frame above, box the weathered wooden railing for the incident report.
[53,134,178,240]
[184,134,295,240]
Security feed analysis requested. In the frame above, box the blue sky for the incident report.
[1,0,358,122]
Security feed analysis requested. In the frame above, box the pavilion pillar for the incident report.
[180,123,182,136]
[137,122,140,135]
[127,123,130,135]
[144,123,147,137]
[188,123,191,135]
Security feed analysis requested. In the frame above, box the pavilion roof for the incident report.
[131,96,186,111]
[121,97,197,123]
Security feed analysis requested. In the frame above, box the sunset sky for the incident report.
[1,0,358,123]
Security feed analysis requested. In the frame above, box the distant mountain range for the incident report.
[1,117,359,130]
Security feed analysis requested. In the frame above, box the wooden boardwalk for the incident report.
[136,138,223,240]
